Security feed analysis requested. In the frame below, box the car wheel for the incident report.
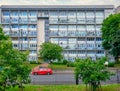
[47,72,50,75]
[34,72,38,75]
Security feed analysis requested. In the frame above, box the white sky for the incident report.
[0,0,120,7]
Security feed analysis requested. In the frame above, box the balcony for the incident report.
[11,28,19,31]
[3,28,10,31]
[29,47,37,50]
[10,33,19,37]
[12,40,19,43]
[29,53,37,56]
[28,28,36,31]
[29,41,37,43]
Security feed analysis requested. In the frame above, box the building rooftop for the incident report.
[1,5,114,9]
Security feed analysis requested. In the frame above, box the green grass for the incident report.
[114,63,120,68]
[51,64,74,70]
[6,84,120,91]
[29,64,40,69]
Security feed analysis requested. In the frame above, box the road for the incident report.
[30,72,120,85]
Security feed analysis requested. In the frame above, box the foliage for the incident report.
[67,62,75,67]
[102,13,120,62]
[39,42,63,63]
[62,59,68,65]
[0,27,31,91]
[29,61,41,64]
[74,57,113,91]
[108,62,115,67]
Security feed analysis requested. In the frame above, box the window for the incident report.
[97,50,104,54]
[49,11,58,17]
[87,38,95,41]
[86,11,94,18]
[11,11,18,16]
[29,18,37,23]
[30,38,37,41]
[29,25,36,28]
[95,11,104,18]
[12,25,18,28]
[68,12,76,17]
[77,25,85,30]
[96,25,102,31]
[3,18,10,23]
[49,18,58,23]
[87,25,95,31]
[30,51,37,54]
[68,25,76,30]
[13,44,18,47]
[59,25,67,30]
[30,44,37,48]
[4,25,9,28]
[96,18,103,23]
[20,25,28,29]
[29,11,36,16]
[58,17,68,23]
[59,11,67,17]
[11,18,19,23]
[77,12,85,18]
[20,11,27,16]
[3,11,10,16]
[96,38,102,41]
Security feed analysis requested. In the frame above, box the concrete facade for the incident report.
[0,5,114,61]
[115,6,120,13]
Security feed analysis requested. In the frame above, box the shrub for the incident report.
[62,60,68,65]
[30,61,41,64]
[108,62,115,67]
[67,62,75,67]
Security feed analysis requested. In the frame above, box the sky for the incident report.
[0,0,120,7]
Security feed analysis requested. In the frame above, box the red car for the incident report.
[32,68,53,75]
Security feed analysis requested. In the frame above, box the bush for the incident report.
[108,62,115,67]
[52,62,63,65]
[30,61,41,64]
[67,62,75,67]
[62,60,68,65]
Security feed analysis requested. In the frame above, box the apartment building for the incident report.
[115,5,120,13]
[0,5,114,61]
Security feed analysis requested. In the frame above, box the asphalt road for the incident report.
[30,72,120,85]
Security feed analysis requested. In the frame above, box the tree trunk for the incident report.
[75,77,79,85]
[49,60,53,69]
[115,56,119,63]
[20,82,24,91]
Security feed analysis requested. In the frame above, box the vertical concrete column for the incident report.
[37,19,45,52]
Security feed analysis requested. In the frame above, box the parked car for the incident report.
[32,68,53,75]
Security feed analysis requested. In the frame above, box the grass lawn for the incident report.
[51,64,74,70]
[6,84,120,91]
[115,63,120,68]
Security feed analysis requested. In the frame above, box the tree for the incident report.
[102,13,120,62]
[0,26,31,91]
[74,57,113,91]
[39,42,63,63]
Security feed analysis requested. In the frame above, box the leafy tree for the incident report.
[39,42,63,64]
[0,26,31,91]
[102,13,120,62]
[74,57,113,91]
